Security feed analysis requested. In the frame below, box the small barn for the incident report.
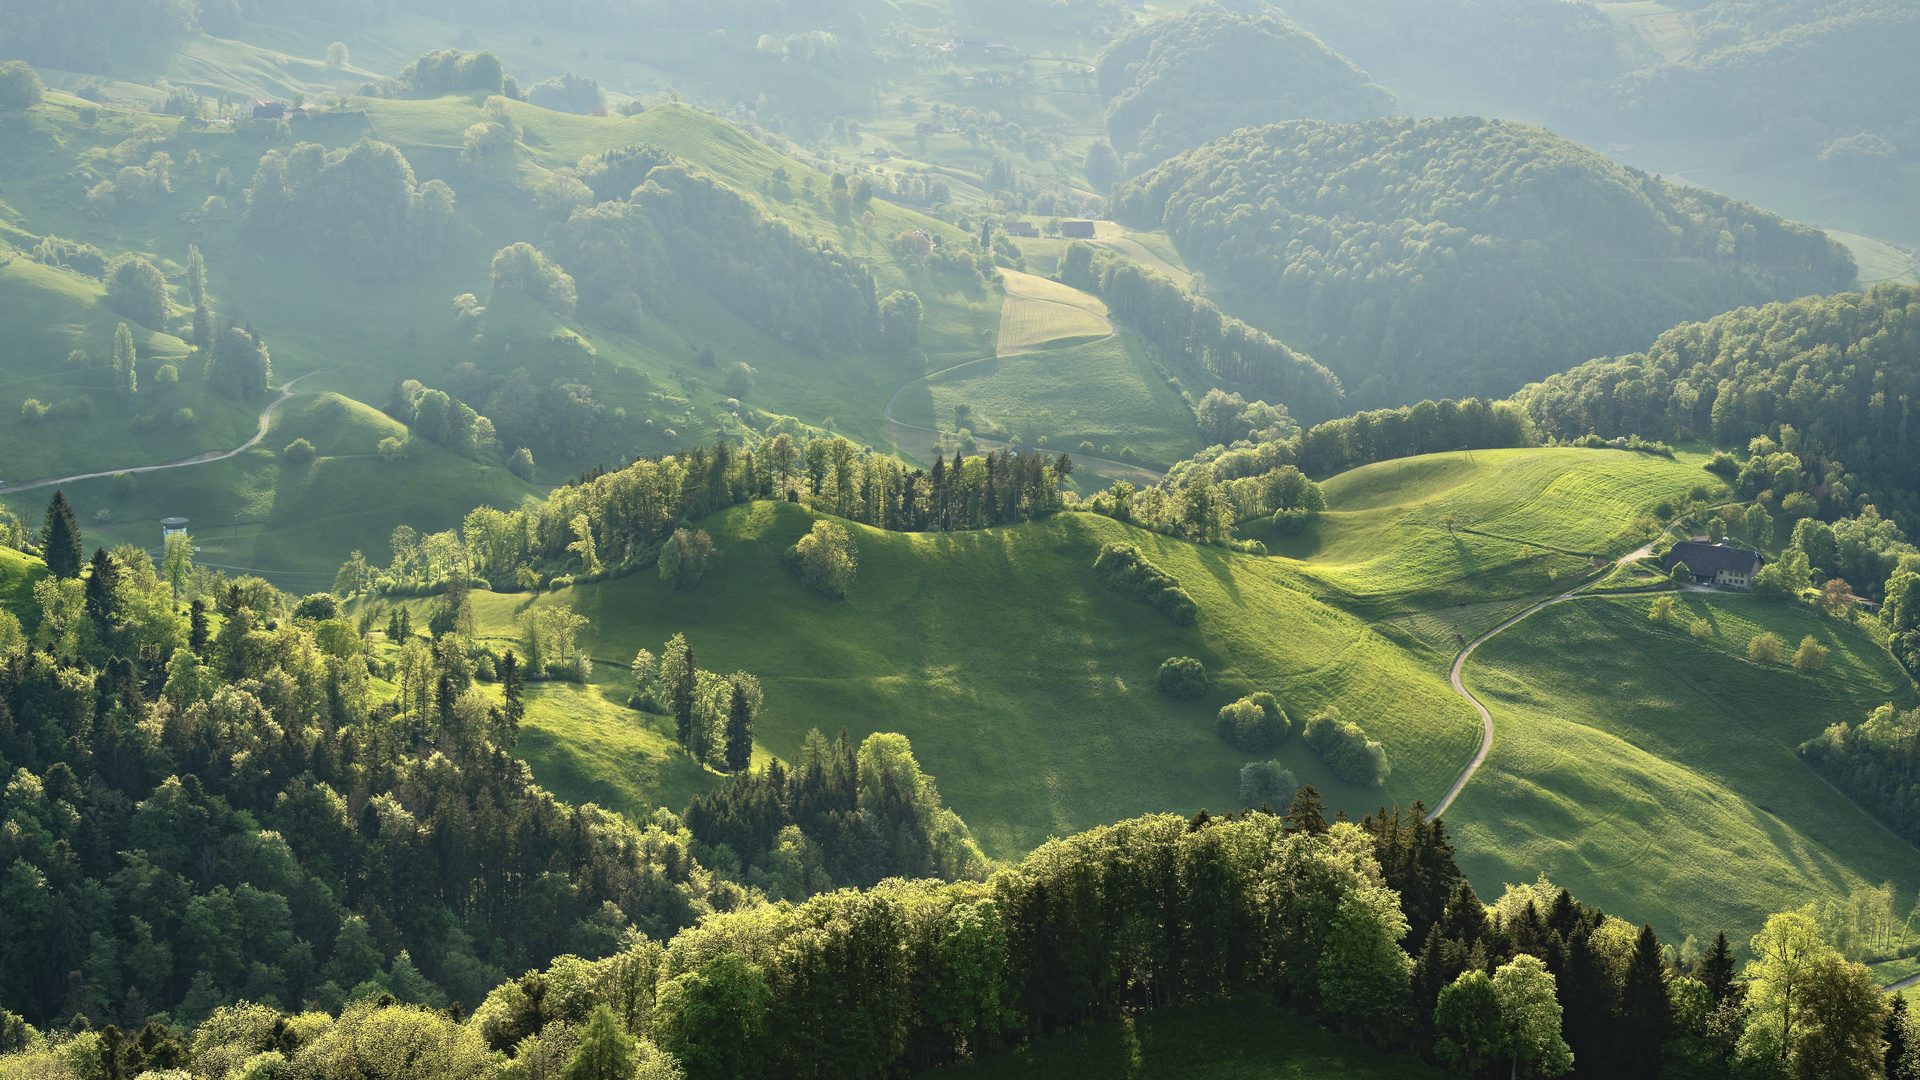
[1061,220,1095,239]
[250,98,285,120]
[1661,541,1764,589]
[1002,221,1039,238]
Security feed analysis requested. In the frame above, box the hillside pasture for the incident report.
[892,334,1203,469]
[1262,448,1719,615]
[1453,592,1920,944]
[465,500,1480,859]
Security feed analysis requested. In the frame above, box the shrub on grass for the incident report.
[20,399,46,423]
[1238,761,1297,810]
[1217,692,1290,751]
[787,520,857,598]
[377,436,408,462]
[1793,635,1829,672]
[1092,543,1198,624]
[508,447,536,482]
[1669,561,1691,585]
[1303,706,1390,786]
[1689,618,1711,639]
[1155,656,1206,698]
[1748,632,1783,663]
[1649,595,1675,624]
[283,438,317,463]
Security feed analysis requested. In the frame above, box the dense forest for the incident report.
[1513,284,1920,538]
[1110,117,1856,403]
[1092,6,1395,178]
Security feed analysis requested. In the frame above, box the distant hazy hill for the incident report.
[1111,116,1857,404]
[1581,0,1920,145]
[1094,7,1395,175]
[1273,0,1617,97]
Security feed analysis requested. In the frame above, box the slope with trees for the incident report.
[1092,6,1396,178]
[1111,117,1857,403]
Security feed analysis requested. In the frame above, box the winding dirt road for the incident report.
[2,372,319,495]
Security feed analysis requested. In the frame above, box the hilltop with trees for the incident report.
[1092,6,1396,178]
[1111,117,1856,404]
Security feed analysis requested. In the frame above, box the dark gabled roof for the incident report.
[1661,541,1764,578]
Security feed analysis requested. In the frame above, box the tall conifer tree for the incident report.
[1620,923,1673,1078]
[40,490,83,579]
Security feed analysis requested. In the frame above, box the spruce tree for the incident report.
[40,490,83,579]
[672,644,698,751]
[1620,923,1672,1078]
[1695,931,1737,1004]
[560,1004,637,1080]
[84,548,119,630]
[1282,785,1330,835]
[188,599,209,656]
[1887,995,1913,1080]
[724,678,754,773]
[501,649,524,743]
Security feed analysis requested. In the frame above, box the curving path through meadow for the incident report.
[1428,537,1662,819]
[2,372,319,495]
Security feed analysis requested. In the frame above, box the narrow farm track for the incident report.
[1,372,320,494]
[1429,536,1665,819]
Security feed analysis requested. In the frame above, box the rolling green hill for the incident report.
[1454,590,1920,943]
[461,498,1483,859]
[25,386,538,587]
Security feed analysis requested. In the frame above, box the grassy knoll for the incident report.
[894,335,1202,469]
[952,996,1443,1080]
[0,255,259,483]
[5,388,537,587]
[1453,591,1920,944]
[461,499,1479,859]
[1259,448,1719,616]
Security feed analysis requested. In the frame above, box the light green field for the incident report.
[1454,592,1920,945]
[461,499,1480,859]
[952,997,1443,1080]
[996,295,1111,353]
[894,335,1204,468]
[1258,448,1719,616]
[1829,229,1920,286]
[3,388,537,589]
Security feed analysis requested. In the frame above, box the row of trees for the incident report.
[1111,116,1857,402]
[1055,241,1345,422]
[345,437,1074,597]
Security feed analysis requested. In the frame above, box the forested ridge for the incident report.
[1092,6,1395,177]
[1514,284,1920,536]
[1111,117,1856,403]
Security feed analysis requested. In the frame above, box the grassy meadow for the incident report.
[1454,591,1920,943]
[445,498,1479,858]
